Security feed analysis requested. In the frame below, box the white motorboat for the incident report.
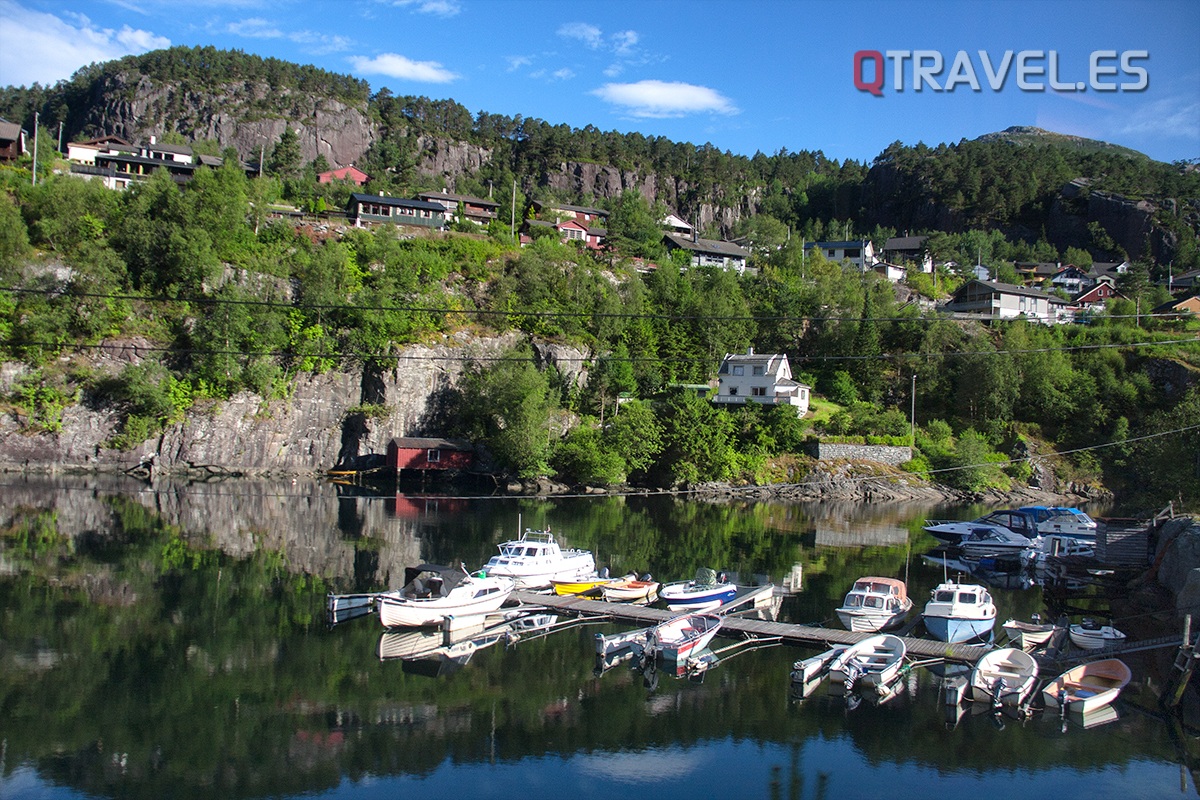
[1018,506,1099,540]
[1069,619,1127,650]
[828,634,906,693]
[480,527,596,590]
[969,647,1039,707]
[376,564,515,628]
[957,526,1035,558]
[791,646,847,684]
[923,509,1040,545]
[835,577,912,632]
[1043,658,1132,713]
[923,580,996,643]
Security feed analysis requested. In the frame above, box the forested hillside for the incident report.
[1,47,1198,509]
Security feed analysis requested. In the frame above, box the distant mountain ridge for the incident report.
[974,126,1152,161]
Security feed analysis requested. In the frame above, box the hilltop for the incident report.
[974,126,1153,161]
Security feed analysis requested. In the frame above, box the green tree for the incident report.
[455,349,557,478]
[606,190,663,258]
[603,399,664,478]
[267,128,303,180]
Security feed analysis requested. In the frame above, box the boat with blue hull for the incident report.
[659,568,736,609]
[923,580,996,643]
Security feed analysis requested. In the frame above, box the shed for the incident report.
[386,437,476,472]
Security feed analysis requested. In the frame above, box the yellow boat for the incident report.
[551,573,631,596]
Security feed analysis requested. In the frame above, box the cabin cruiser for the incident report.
[923,580,996,643]
[481,528,596,590]
[1018,506,1099,540]
[923,509,1040,545]
[835,577,912,632]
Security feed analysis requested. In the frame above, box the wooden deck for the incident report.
[512,588,992,664]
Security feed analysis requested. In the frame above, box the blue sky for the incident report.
[1,0,1197,165]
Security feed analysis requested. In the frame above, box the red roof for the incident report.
[318,166,369,185]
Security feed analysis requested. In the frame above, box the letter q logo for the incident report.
[855,50,885,96]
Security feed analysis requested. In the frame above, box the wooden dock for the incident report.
[512,589,992,664]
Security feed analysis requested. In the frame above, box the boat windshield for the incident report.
[958,592,977,604]
[934,590,955,602]
[844,595,863,607]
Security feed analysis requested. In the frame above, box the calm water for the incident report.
[0,475,1192,799]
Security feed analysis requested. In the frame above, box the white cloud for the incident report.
[0,1,169,87]
[1117,95,1200,140]
[348,52,458,83]
[225,17,351,54]
[591,80,738,118]
[553,68,575,80]
[506,55,533,72]
[392,0,461,17]
[558,22,602,49]
[612,30,638,56]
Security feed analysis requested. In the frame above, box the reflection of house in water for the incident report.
[813,521,910,548]
[385,496,468,519]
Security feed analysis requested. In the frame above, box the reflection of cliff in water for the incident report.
[0,474,427,588]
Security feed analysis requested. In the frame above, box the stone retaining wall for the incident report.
[808,443,913,466]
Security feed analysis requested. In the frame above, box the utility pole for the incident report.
[57,120,63,153]
[30,111,38,186]
[510,179,516,238]
[910,373,916,447]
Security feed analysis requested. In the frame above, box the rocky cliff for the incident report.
[0,331,547,476]
[73,70,376,168]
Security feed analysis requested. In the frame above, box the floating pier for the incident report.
[513,587,992,664]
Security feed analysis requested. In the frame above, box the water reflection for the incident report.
[0,475,1191,800]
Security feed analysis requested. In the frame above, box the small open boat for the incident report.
[1069,618,1126,650]
[1042,658,1132,713]
[791,645,847,684]
[376,564,515,628]
[1002,617,1060,650]
[827,634,906,692]
[550,571,629,596]
[969,647,1038,707]
[659,568,736,610]
[835,577,912,632]
[646,612,723,662]
[602,576,660,603]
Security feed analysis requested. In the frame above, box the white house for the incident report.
[712,348,810,415]
[941,279,1068,324]
[663,232,750,273]
[662,213,693,235]
[804,240,876,271]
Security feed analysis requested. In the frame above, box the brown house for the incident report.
[0,118,27,161]
[386,437,476,472]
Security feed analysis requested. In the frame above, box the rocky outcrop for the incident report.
[0,331,523,476]
[74,71,375,168]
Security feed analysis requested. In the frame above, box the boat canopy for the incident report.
[850,577,908,603]
[401,563,467,596]
[694,567,718,586]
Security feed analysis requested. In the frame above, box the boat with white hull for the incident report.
[827,634,906,693]
[376,564,514,628]
[970,647,1038,707]
[659,568,736,610]
[1069,619,1127,650]
[480,528,596,590]
[1043,658,1131,713]
[835,577,912,632]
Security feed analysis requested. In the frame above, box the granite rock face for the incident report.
[0,332,525,476]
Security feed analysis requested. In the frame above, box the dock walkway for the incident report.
[513,589,991,664]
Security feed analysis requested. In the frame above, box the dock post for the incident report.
[1163,614,1199,709]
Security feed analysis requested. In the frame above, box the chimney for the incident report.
[747,346,754,355]
[149,135,156,145]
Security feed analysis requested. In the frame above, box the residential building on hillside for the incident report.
[662,212,693,235]
[804,240,877,271]
[531,200,609,226]
[417,189,500,225]
[883,235,932,272]
[1070,282,1126,312]
[0,118,28,161]
[1151,294,1200,319]
[712,348,810,415]
[1050,265,1094,294]
[65,136,244,189]
[663,232,750,272]
[318,166,369,185]
[1014,261,1061,285]
[347,193,445,229]
[941,279,1067,324]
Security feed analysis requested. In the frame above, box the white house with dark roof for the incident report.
[941,279,1068,324]
[804,240,877,271]
[883,235,932,272]
[712,347,810,415]
[663,232,750,272]
[416,189,500,225]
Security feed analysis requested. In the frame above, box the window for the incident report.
[751,387,766,396]
[427,449,441,462]
[732,366,744,376]
[752,366,764,376]
[729,387,738,396]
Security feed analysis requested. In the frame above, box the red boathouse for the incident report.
[386,437,476,472]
